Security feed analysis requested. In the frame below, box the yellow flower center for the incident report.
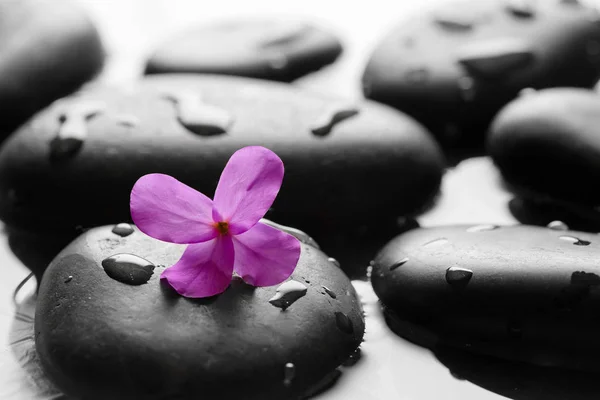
[215,221,229,236]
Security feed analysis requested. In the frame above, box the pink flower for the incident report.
[130,146,301,298]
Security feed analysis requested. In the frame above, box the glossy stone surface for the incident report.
[0,75,443,239]
[35,225,364,400]
[371,224,600,371]
[0,0,104,136]
[145,19,342,82]
[489,88,600,210]
[362,0,600,150]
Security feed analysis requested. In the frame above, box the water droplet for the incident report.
[466,224,498,232]
[446,267,473,286]
[587,40,600,63]
[457,38,534,77]
[101,254,155,285]
[259,219,320,249]
[423,238,449,247]
[328,257,341,268]
[366,265,373,279]
[115,114,140,128]
[50,100,105,159]
[311,106,359,137]
[547,220,569,231]
[559,236,590,246]
[505,0,535,18]
[571,271,600,285]
[283,362,295,387]
[458,76,476,102]
[433,12,474,31]
[335,311,354,334]
[111,223,134,237]
[405,67,429,84]
[64,276,73,283]
[390,257,409,271]
[266,52,289,70]
[269,280,308,310]
[163,91,233,136]
[323,286,337,299]
[342,347,362,367]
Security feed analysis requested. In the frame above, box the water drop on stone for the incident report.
[390,257,409,271]
[328,257,341,268]
[112,223,134,237]
[101,254,155,285]
[51,100,105,159]
[163,91,233,136]
[283,362,295,387]
[433,12,473,31]
[458,76,476,102]
[457,38,534,77]
[323,286,337,299]
[466,224,498,232]
[366,265,373,279]
[115,114,139,128]
[269,280,308,310]
[505,0,535,18]
[446,267,473,286]
[342,347,362,367]
[311,106,359,137]
[559,236,590,246]
[423,238,449,247]
[547,220,569,231]
[266,52,289,70]
[405,67,429,84]
[64,276,73,283]
[335,311,354,334]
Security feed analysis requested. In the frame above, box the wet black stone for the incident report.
[35,225,364,399]
[371,225,600,371]
[490,88,600,211]
[145,19,342,82]
[362,0,600,152]
[0,0,103,138]
[0,75,443,277]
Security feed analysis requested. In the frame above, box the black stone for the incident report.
[0,75,443,267]
[0,0,104,137]
[362,0,600,152]
[371,225,600,371]
[490,88,600,211]
[145,19,342,82]
[35,225,364,399]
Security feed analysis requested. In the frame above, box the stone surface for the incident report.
[362,0,600,151]
[489,88,600,210]
[35,224,364,400]
[371,224,600,371]
[145,19,342,82]
[0,0,104,137]
[0,74,443,240]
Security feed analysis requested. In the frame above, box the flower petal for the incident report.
[160,235,234,298]
[213,146,284,234]
[232,222,301,286]
[131,174,217,244]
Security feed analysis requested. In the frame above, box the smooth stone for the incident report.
[362,0,600,150]
[35,225,364,400]
[0,74,443,241]
[371,225,600,371]
[0,0,104,136]
[489,88,600,208]
[145,19,342,82]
